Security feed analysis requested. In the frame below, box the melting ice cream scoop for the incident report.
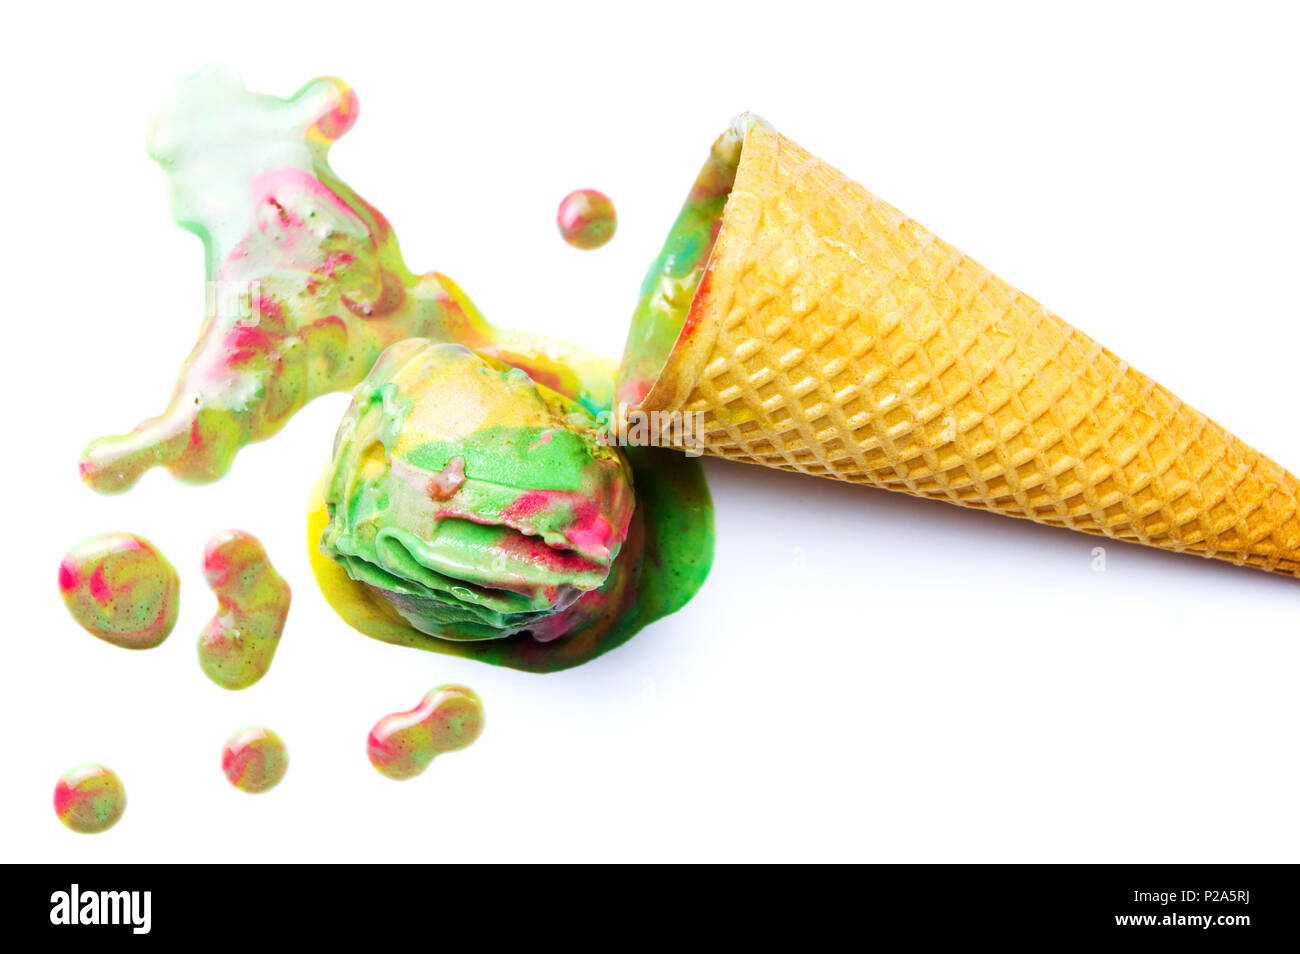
[320,340,635,642]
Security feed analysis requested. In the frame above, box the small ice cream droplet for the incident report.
[221,727,289,793]
[367,684,485,780]
[557,189,617,249]
[58,532,179,650]
[198,530,291,690]
[54,764,126,834]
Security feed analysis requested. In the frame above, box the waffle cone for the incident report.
[618,116,1300,578]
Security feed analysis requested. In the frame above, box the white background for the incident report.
[3,1,1298,863]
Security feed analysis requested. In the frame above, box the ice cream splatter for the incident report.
[54,764,126,834]
[367,684,485,780]
[57,532,179,650]
[557,189,617,249]
[79,66,613,494]
[198,530,290,690]
[221,727,289,793]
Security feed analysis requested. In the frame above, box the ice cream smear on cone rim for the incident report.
[616,114,1300,578]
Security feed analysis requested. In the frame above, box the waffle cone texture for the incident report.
[621,116,1300,578]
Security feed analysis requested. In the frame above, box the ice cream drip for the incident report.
[367,684,484,780]
[557,189,617,249]
[221,727,289,793]
[54,764,126,834]
[58,533,179,650]
[198,530,290,690]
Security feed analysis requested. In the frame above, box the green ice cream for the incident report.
[616,117,751,409]
[320,340,635,641]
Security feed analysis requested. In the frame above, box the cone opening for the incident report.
[614,117,754,411]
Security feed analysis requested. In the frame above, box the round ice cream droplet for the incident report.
[557,189,617,249]
[58,532,179,650]
[221,727,289,793]
[54,764,126,834]
[367,684,485,780]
